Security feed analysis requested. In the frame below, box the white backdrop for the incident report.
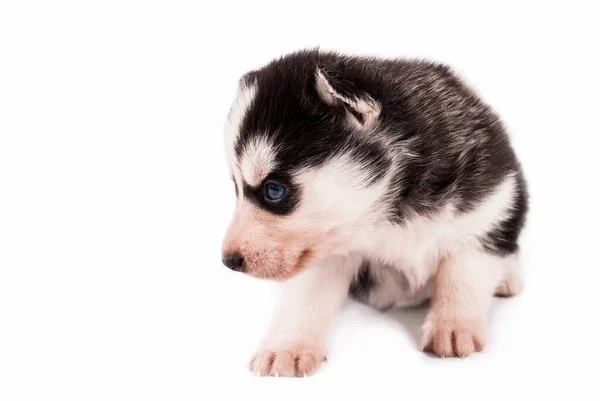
[1,1,599,400]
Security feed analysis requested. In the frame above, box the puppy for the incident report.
[222,50,528,377]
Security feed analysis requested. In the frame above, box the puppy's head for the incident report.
[222,51,390,280]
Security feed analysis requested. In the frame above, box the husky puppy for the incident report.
[222,50,528,377]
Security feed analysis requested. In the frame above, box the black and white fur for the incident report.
[222,50,528,377]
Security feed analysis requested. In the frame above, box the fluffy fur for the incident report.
[221,50,528,376]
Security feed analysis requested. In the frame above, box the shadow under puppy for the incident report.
[221,50,528,377]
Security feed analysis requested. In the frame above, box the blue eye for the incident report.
[265,182,286,201]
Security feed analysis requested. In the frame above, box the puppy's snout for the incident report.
[222,253,245,272]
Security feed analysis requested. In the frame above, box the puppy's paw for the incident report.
[249,345,326,377]
[421,317,485,358]
[494,272,523,297]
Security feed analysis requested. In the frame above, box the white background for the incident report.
[1,1,599,400]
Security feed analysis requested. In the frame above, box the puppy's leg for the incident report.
[421,248,504,358]
[249,254,359,377]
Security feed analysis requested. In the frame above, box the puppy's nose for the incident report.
[222,253,245,272]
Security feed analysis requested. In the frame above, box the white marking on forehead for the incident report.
[240,136,278,187]
[224,82,257,171]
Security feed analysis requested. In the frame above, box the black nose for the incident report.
[222,253,244,271]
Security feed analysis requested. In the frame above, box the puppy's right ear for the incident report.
[315,67,381,129]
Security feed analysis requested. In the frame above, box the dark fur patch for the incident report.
[234,50,392,189]
[349,261,376,298]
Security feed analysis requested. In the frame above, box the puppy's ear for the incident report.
[315,67,381,129]
[239,70,258,88]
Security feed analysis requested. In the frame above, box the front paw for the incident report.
[421,316,485,358]
[249,345,326,377]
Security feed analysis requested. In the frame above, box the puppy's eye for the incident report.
[264,182,286,201]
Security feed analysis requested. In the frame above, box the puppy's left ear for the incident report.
[315,68,381,129]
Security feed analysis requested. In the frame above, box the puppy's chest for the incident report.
[355,215,454,278]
